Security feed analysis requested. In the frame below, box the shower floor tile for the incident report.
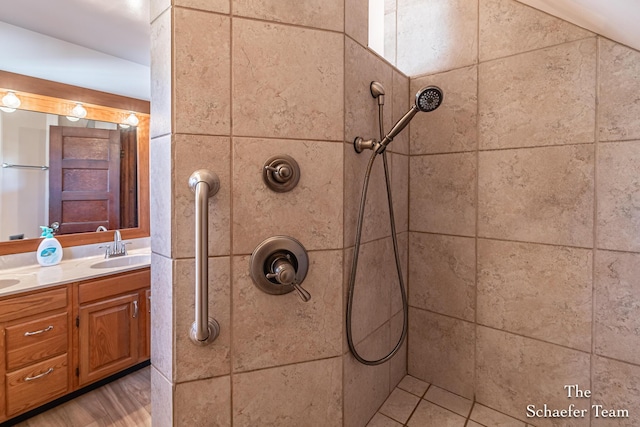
[367,375,536,427]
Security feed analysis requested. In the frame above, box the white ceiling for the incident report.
[0,0,149,66]
[0,0,638,102]
[0,0,150,100]
[517,0,640,52]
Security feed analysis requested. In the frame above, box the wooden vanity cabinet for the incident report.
[0,286,72,419]
[0,267,150,423]
[76,268,150,387]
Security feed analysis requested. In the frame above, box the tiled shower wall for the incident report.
[148,0,409,425]
[407,0,640,425]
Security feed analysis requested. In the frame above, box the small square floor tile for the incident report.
[424,385,473,417]
[397,375,430,397]
[366,412,403,427]
[470,403,527,426]
[379,388,421,424]
[407,400,466,427]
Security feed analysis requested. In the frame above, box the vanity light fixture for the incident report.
[122,111,139,128]
[0,91,21,113]
[66,103,87,122]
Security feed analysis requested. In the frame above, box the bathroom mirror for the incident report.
[0,71,149,255]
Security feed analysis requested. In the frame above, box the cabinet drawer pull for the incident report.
[24,367,54,381]
[24,325,54,337]
[133,300,139,318]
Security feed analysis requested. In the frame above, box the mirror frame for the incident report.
[0,70,149,255]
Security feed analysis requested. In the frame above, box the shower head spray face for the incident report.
[415,86,443,112]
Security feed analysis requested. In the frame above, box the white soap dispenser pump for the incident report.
[36,226,63,266]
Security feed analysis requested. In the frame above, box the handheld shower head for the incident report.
[415,86,443,112]
[375,85,444,153]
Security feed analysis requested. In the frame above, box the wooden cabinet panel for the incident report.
[5,353,68,417]
[78,269,150,304]
[143,289,151,360]
[5,312,68,370]
[78,293,139,386]
[0,287,67,322]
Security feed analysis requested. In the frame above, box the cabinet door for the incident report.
[78,293,139,386]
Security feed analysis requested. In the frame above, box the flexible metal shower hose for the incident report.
[346,105,409,366]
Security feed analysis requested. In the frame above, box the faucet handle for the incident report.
[98,245,112,258]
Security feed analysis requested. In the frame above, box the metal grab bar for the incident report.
[188,170,221,345]
[2,162,49,171]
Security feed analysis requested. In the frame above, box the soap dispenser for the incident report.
[36,226,63,266]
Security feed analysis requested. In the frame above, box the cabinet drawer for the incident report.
[78,268,150,304]
[0,287,67,322]
[6,353,68,417]
[5,312,68,370]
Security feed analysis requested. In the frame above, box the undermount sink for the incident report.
[90,254,151,269]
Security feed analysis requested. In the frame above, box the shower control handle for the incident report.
[266,257,311,302]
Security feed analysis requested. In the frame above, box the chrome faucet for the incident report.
[99,230,129,258]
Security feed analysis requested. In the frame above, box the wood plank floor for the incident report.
[13,366,151,427]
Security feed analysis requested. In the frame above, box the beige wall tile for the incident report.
[233,358,342,427]
[599,39,640,141]
[478,145,594,247]
[150,366,173,427]
[345,0,369,47]
[410,66,477,155]
[595,250,640,365]
[150,10,171,139]
[173,135,230,258]
[175,0,228,14]
[174,257,230,382]
[477,239,592,351]
[233,0,343,32]
[345,239,394,343]
[344,324,391,427]
[175,376,230,426]
[232,19,343,141]
[592,356,640,427]
[345,37,394,147]
[479,0,593,61]
[476,327,590,427]
[408,308,475,398]
[410,152,477,236]
[390,232,409,315]
[344,142,392,246]
[407,400,466,426]
[150,253,173,380]
[174,9,230,135]
[150,135,172,257]
[232,138,343,254]
[232,251,343,372]
[389,310,408,391]
[597,141,640,251]
[478,39,596,150]
[391,154,409,234]
[397,0,478,76]
[391,70,410,155]
[409,233,475,321]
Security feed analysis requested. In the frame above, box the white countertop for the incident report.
[0,239,151,298]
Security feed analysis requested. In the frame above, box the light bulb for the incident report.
[125,112,139,127]
[71,103,87,119]
[1,91,21,113]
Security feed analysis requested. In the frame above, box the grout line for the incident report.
[474,0,481,404]
[228,10,235,424]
